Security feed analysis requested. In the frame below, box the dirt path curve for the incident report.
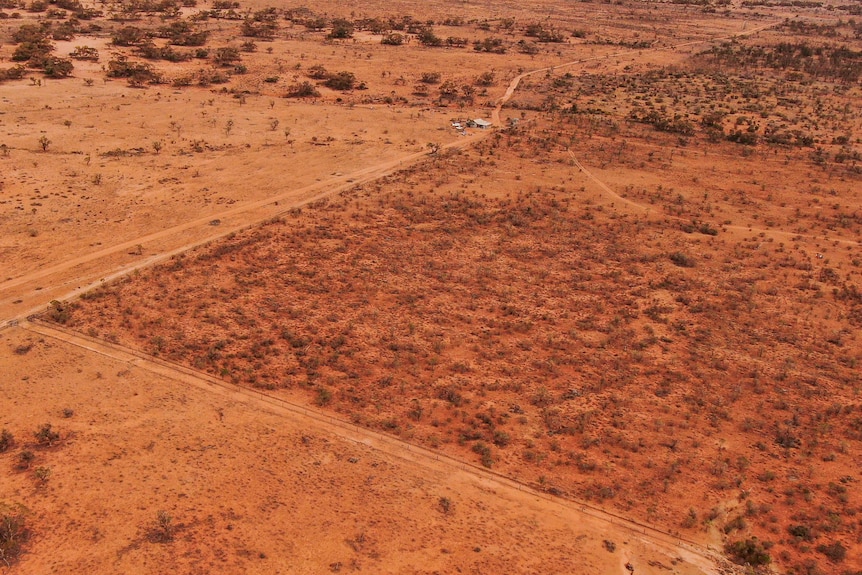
[569,150,861,247]
[20,318,726,575]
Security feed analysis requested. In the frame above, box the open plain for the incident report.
[1,0,861,573]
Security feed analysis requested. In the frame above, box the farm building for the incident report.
[467,119,493,129]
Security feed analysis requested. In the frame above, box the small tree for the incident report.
[38,135,50,151]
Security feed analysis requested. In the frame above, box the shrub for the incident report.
[438,497,452,514]
[112,26,147,46]
[0,65,27,81]
[775,430,801,449]
[16,451,34,470]
[816,541,846,563]
[284,81,319,98]
[213,46,240,66]
[306,64,328,79]
[475,71,495,86]
[11,39,53,62]
[473,37,506,53]
[40,56,73,78]
[315,386,332,406]
[788,524,815,542]
[146,510,175,543]
[472,442,493,467]
[106,56,158,84]
[12,23,48,44]
[0,429,13,452]
[417,27,442,47]
[0,505,30,567]
[33,466,51,483]
[381,33,403,46]
[241,8,279,39]
[725,538,771,566]
[420,71,441,84]
[328,18,353,39]
[669,252,696,268]
[34,423,59,446]
[324,71,355,91]
[69,45,99,61]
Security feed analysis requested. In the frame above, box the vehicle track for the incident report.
[20,318,728,575]
[570,151,861,247]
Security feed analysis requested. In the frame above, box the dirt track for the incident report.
[19,318,727,575]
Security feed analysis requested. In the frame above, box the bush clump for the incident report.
[725,538,771,567]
